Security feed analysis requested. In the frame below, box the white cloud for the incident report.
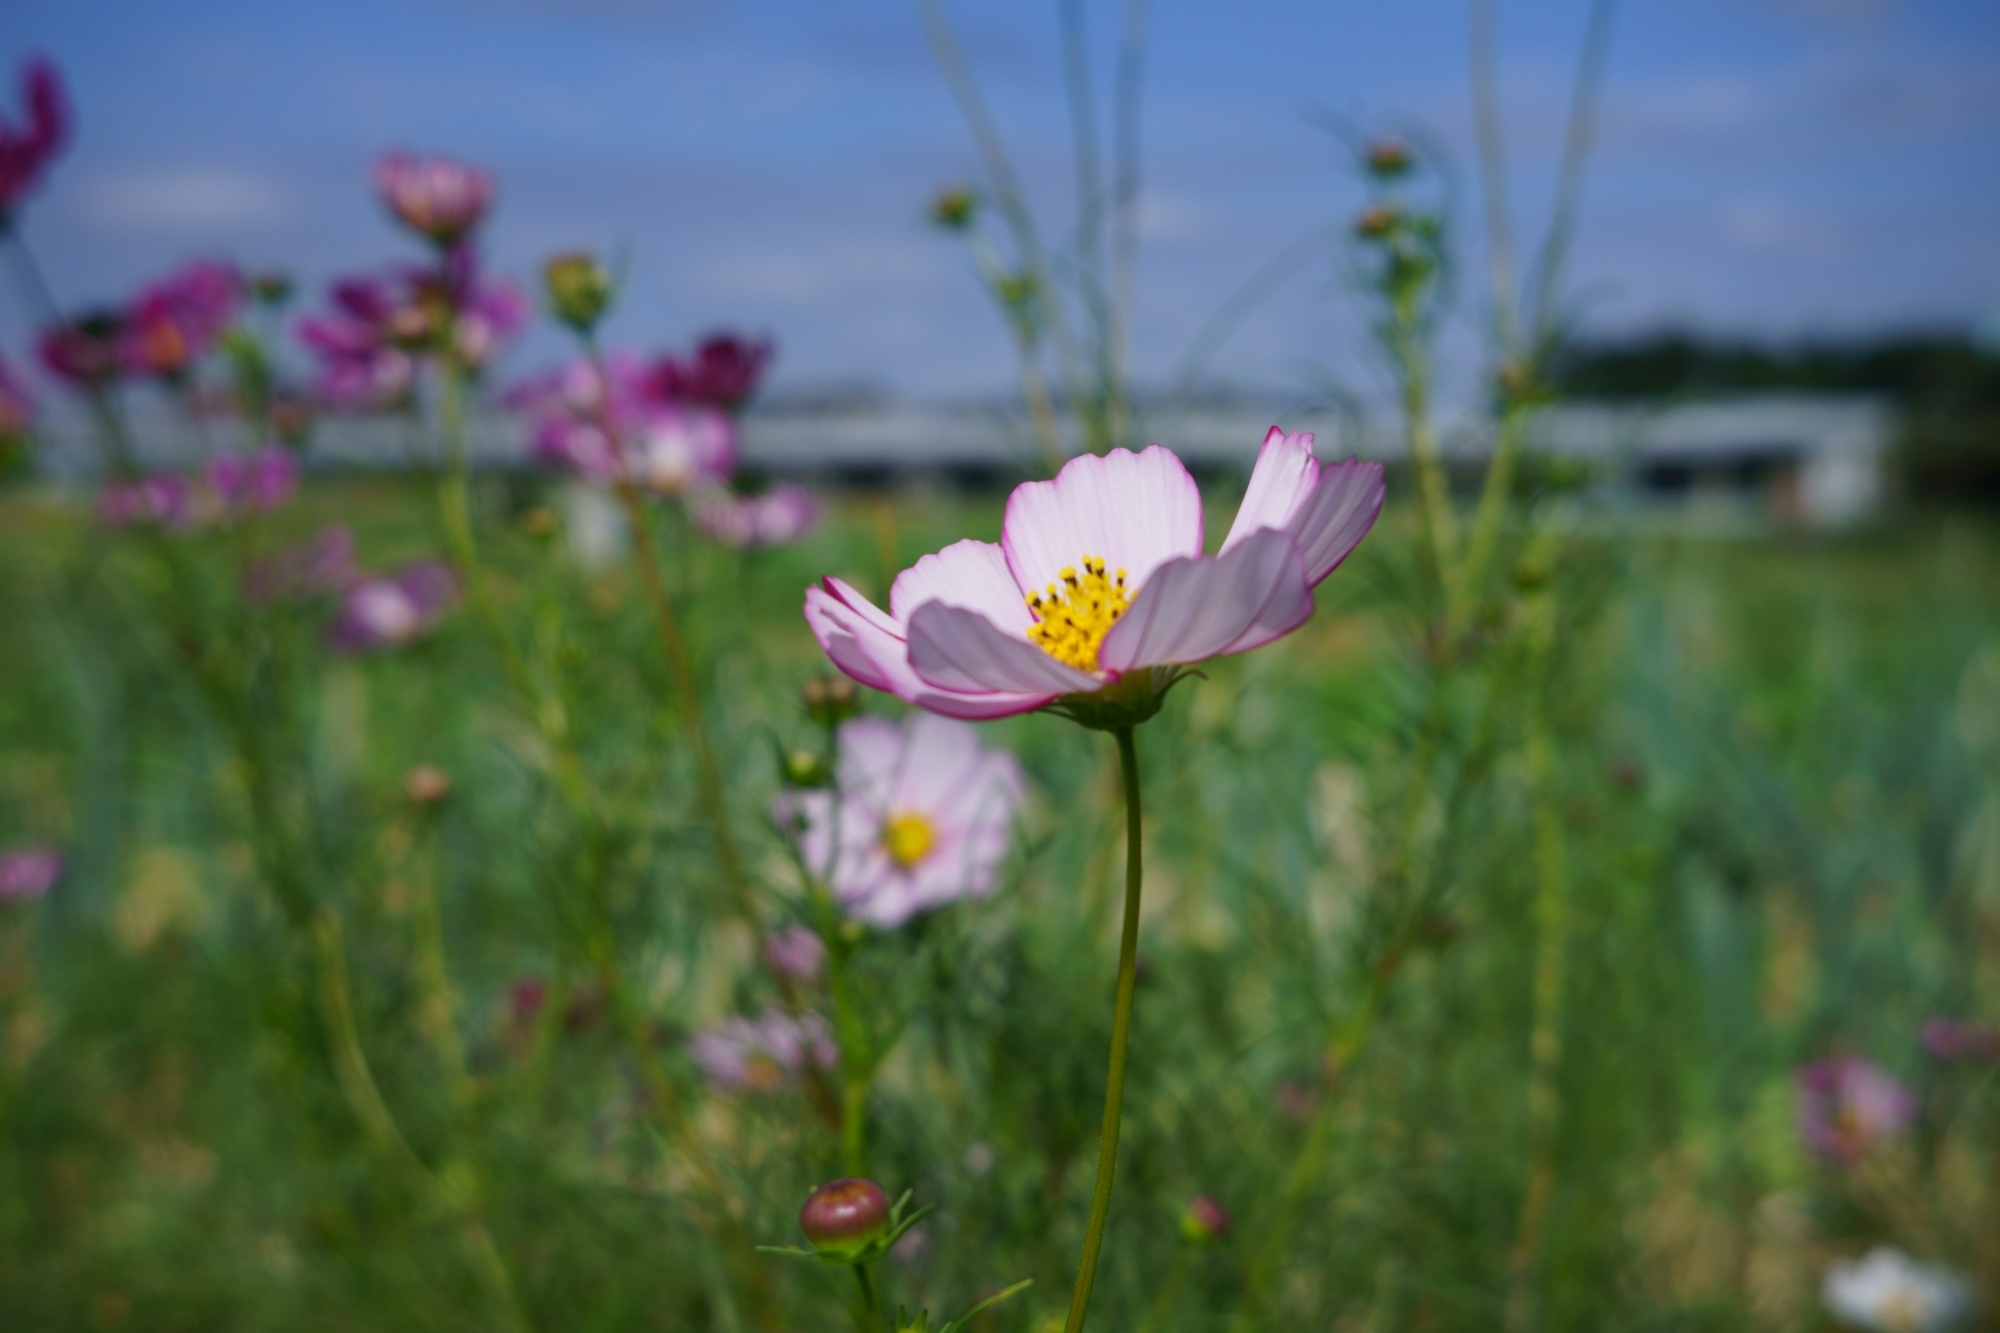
[86,167,292,233]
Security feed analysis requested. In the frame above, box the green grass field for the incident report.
[1,479,1995,1331]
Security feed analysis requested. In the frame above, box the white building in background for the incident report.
[41,391,1896,530]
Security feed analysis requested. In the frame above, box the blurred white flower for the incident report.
[1823,1248,1970,1332]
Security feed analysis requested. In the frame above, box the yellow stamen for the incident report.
[1024,554,1130,671]
[881,811,937,869]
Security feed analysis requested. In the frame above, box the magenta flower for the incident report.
[693,483,820,549]
[298,265,526,410]
[0,58,68,225]
[775,713,1024,928]
[1921,1018,2000,1064]
[39,311,124,389]
[0,846,62,902]
[453,276,529,374]
[373,152,494,246]
[806,431,1383,724]
[523,356,738,496]
[690,1009,836,1092]
[649,333,773,412]
[764,925,827,983]
[206,446,298,515]
[99,471,195,530]
[1796,1056,1917,1165]
[118,260,242,380]
[327,559,458,653]
[246,525,357,605]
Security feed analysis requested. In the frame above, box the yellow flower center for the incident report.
[1025,555,1129,672]
[881,811,937,869]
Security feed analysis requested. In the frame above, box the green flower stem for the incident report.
[1061,724,1146,1333]
[853,1262,882,1331]
[408,816,468,1091]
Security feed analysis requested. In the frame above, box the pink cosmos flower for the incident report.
[205,446,298,515]
[374,152,494,246]
[327,559,458,653]
[1796,1056,1917,1165]
[522,356,738,496]
[118,260,242,380]
[692,482,820,549]
[1921,1018,2000,1064]
[298,265,526,410]
[99,471,195,529]
[774,713,1024,928]
[649,333,772,412]
[805,431,1384,724]
[0,58,68,225]
[246,524,357,605]
[0,846,62,902]
[40,311,124,389]
[764,925,827,983]
[690,1009,837,1092]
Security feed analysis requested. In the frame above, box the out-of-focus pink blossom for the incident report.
[206,446,297,515]
[298,265,525,410]
[0,58,68,224]
[1921,1018,2000,1064]
[692,482,820,549]
[327,559,459,653]
[453,278,529,373]
[39,311,124,389]
[118,261,242,380]
[99,471,195,530]
[763,925,827,983]
[374,153,494,246]
[774,713,1024,928]
[521,355,737,496]
[246,525,357,604]
[649,333,772,412]
[0,846,62,902]
[690,1009,836,1092]
[1796,1056,1917,1165]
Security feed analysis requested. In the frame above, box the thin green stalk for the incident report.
[1400,342,1458,601]
[853,1262,882,1330]
[409,818,468,1089]
[1135,1244,1189,1333]
[1061,725,1146,1333]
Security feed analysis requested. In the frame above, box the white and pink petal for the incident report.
[1002,446,1202,600]
[1098,528,1314,671]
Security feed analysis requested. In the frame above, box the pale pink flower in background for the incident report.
[690,1009,836,1092]
[1795,1056,1916,1165]
[246,525,357,604]
[775,712,1024,928]
[0,846,62,902]
[1822,1248,1969,1332]
[327,560,458,653]
[692,482,820,549]
[373,152,494,245]
[763,924,827,983]
[805,431,1383,722]
[205,447,298,516]
[99,471,195,530]
[1921,1017,2000,1064]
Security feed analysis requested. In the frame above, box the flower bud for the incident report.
[1180,1194,1230,1244]
[248,271,294,307]
[404,764,452,806]
[802,674,859,727]
[543,251,615,333]
[1365,137,1413,179]
[799,1178,891,1260]
[782,748,830,788]
[930,186,978,231]
[1354,204,1399,240]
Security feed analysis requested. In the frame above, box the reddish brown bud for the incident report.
[1365,137,1413,178]
[404,765,452,805]
[1180,1194,1231,1243]
[800,1178,891,1259]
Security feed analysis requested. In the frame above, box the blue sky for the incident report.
[5,0,1998,400]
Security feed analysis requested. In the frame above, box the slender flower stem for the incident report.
[853,1263,882,1331]
[1062,725,1146,1333]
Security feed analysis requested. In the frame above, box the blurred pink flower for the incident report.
[0,846,62,902]
[1921,1018,2000,1064]
[805,431,1384,722]
[763,925,827,983]
[118,260,242,380]
[649,333,772,412]
[0,57,68,225]
[327,559,458,653]
[99,471,195,530]
[690,1009,836,1092]
[0,353,34,460]
[39,311,124,389]
[692,483,820,549]
[298,264,526,411]
[374,152,494,246]
[774,712,1024,928]
[206,446,298,515]
[521,355,737,496]
[246,524,357,604]
[1796,1056,1916,1165]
